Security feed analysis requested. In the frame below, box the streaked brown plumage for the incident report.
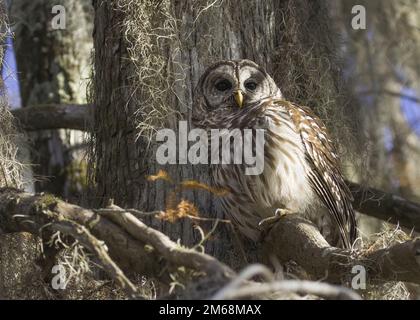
[193,59,357,249]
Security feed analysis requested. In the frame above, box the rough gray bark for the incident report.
[9,0,93,201]
[91,0,361,268]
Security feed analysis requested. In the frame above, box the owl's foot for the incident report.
[258,208,294,230]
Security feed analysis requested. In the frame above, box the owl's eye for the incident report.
[215,79,232,91]
[245,80,258,91]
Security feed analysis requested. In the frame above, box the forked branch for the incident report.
[1,187,419,300]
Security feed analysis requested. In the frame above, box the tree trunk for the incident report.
[9,0,93,201]
[0,0,92,298]
[332,0,420,238]
[91,0,353,267]
[0,0,37,299]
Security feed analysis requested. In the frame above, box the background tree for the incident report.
[9,0,93,201]
[0,0,33,298]
[0,0,93,298]
[331,0,420,236]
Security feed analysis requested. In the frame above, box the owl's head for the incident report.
[194,60,282,118]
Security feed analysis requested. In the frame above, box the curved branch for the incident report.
[1,187,420,301]
[263,214,420,284]
[0,188,162,281]
[211,264,361,300]
[0,188,232,285]
[97,205,234,279]
[216,279,362,300]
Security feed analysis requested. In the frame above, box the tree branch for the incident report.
[96,205,234,279]
[1,187,420,301]
[358,89,420,104]
[11,104,93,131]
[215,279,362,300]
[0,188,232,288]
[51,219,139,298]
[263,214,420,284]
[0,188,162,281]
[349,181,420,232]
[211,264,361,300]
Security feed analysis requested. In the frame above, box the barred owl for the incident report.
[193,59,357,249]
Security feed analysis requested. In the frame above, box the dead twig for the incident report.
[215,280,362,300]
[212,264,361,300]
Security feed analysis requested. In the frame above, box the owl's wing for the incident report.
[277,100,357,249]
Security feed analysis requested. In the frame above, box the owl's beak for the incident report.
[233,90,244,108]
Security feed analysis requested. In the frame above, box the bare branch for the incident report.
[1,187,420,300]
[97,205,234,279]
[217,279,362,300]
[263,214,420,284]
[349,181,420,232]
[358,89,420,104]
[211,264,275,299]
[0,188,162,281]
[0,188,233,286]
[11,104,93,131]
[212,264,361,300]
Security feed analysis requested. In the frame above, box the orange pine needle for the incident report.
[178,180,230,196]
[147,170,174,183]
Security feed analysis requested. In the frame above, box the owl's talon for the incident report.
[258,216,276,228]
[275,208,293,217]
[258,208,293,229]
